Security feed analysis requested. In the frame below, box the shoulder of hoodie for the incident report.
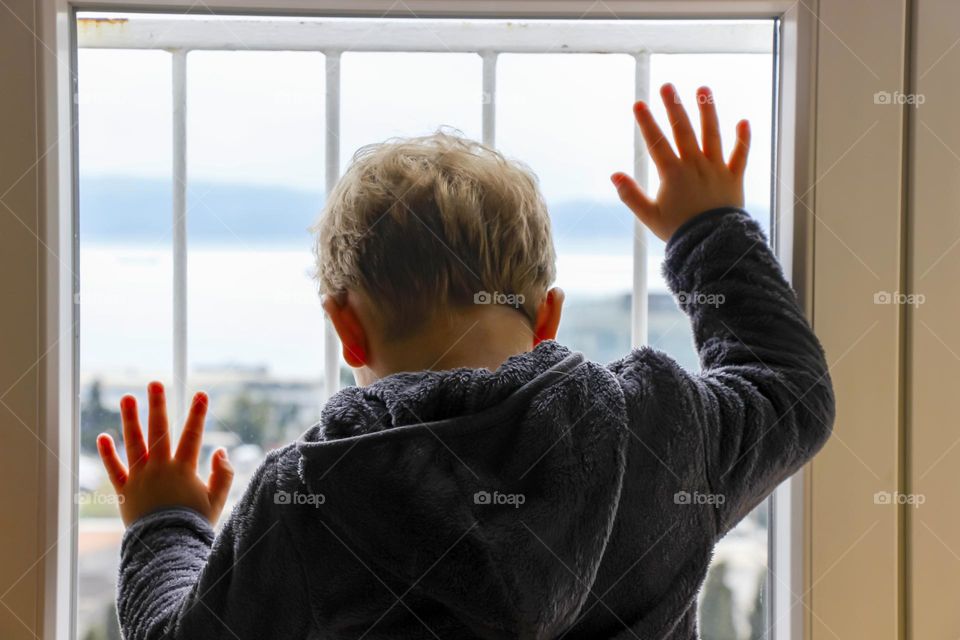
[238,443,307,511]
[606,345,706,422]
[265,442,305,491]
[227,443,319,550]
[528,355,631,431]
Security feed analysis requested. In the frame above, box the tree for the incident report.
[749,573,767,640]
[80,380,121,454]
[81,599,121,640]
[699,560,738,640]
[226,388,272,445]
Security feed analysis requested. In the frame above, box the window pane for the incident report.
[188,51,326,190]
[185,50,326,504]
[75,18,778,640]
[77,48,173,640]
[338,51,482,383]
[646,52,775,640]
[497,53,635,363]
[340,52,483,170]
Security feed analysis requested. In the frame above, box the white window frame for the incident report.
[24,2,908,639]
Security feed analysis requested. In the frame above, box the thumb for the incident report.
[207,448,234,516]
[611,172,659,226]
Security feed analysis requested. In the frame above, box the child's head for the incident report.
[313,131,563,381]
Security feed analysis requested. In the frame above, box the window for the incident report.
[75,13,775,640]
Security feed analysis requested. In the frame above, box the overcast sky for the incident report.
[78,38,774,206]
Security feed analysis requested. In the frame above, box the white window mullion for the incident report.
[323,52,342,402]
[172,49,188,424]
[481,51,497,147]
[631,52,650,349]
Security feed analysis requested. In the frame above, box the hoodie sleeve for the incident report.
[610,207,835,537]
[116,449,312,640]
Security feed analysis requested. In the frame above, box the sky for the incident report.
[77,23,775,205]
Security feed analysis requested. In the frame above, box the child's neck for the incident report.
[365,306,535,381]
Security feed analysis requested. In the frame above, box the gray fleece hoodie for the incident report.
[117,207,835,640]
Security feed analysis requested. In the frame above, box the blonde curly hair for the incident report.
[312,130,556,338]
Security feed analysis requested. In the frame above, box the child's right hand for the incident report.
[611,83,750,242]
[96,382,234,527]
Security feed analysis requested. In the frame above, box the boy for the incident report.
[97,83,834,639]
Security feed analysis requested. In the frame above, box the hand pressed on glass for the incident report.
[96,381,234,527]
[611,83,751,242]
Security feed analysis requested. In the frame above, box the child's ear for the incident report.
[533,287,564,346]
[321,293,369,367]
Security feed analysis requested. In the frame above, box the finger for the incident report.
[97,433,128,490]
[660,83,701,159]
[697,86,723,161]
[207,449,235,516]
[175,392,208,468]
[146,381,171,461]
[633,100,678,171]
[728,119,751,176]
[119,395,148,469]
[611,172,659,224]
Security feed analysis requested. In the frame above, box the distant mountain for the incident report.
[78,175,769,247]
[79,175,323,245]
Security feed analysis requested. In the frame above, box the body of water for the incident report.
[80,243,668,378]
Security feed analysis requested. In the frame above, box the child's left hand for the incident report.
[97,381,234,527]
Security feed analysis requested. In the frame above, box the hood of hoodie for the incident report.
[295,341,630,639]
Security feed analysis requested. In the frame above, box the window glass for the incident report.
[340,52,482,170]
[648,52,775,640]
[75,17,776,640]
[77,47,174,640]
[498,53,635,363]
[185,49,327,499]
